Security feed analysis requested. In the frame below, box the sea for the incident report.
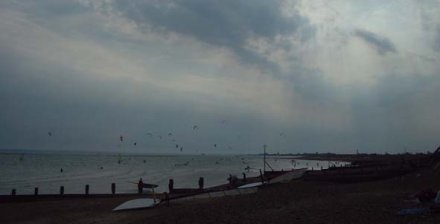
[0,150,343,195]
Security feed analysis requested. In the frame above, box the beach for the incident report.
[2,166,439,224]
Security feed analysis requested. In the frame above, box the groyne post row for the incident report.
[10,183,114,196]
[9,178,208,195]
[8,172,263,196]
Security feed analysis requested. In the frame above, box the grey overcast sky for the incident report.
[1,0,439,154]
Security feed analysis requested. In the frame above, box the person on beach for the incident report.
[138,178,144,194]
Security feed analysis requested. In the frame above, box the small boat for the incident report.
[113,198,157,211]
[114,182,160,212]
[268,168,307,184]
[238,182,265,189]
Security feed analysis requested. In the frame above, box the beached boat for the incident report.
[267,168,307,184]
[170,168,308,203]
[170,187,259,203]
[113,198,157,211]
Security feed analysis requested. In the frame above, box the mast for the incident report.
[263,144,267,174]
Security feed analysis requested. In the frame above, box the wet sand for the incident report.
[1,168,440,224]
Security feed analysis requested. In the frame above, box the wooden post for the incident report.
[242,172,246,183]
[198,177,204,190]
[34,187,38,196]
[263,145,267,174]
[11,189,16,196]
[168,179,174,193]
[60,186,64,195]
[111,183,116,195]
[85,185,89,195]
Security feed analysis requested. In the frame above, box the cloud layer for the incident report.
[0,0,440,154]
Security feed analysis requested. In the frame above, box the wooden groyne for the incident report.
[1,172,267,203]
[0,182,162,203]
[0,193,150,203]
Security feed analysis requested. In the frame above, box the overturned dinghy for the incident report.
[113,198,158,211]
[235,168,306,189]
[171,187,258,203]
[114,181,159,212]
[238,182,265,189]
[268,168,307,184]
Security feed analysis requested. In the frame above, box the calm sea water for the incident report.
[0,151,340,195]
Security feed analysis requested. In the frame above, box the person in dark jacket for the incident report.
[138,178,144,194]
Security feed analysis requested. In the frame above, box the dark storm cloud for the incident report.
[109,0,311,71]
[0,0,87,20]
[354,29,397,55]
